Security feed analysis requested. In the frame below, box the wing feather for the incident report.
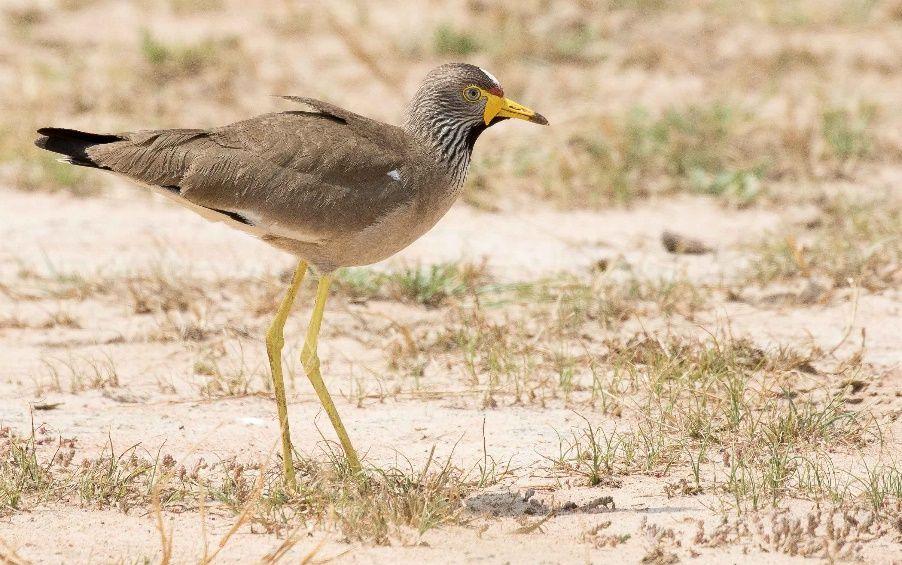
[84,103,413,242]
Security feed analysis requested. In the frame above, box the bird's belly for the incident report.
[327,196,455,268]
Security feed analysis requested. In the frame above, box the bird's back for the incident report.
[35,100,455,269]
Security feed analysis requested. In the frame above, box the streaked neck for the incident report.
[404,106,485,188]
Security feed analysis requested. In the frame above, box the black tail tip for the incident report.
[33,127,121,168]
[35,127,122,142]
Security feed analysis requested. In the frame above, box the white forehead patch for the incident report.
[387,169,401,181]
[479,67,501,87]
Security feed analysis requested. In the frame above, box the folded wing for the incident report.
[36,100,412,243]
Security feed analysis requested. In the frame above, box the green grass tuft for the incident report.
[432,24,481,55]
[822,105,876,162]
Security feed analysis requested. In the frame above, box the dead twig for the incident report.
[827,279,860,357]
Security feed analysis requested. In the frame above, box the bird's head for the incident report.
[405,64,547,171]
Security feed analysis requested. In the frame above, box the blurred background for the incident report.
[2,0,900,210]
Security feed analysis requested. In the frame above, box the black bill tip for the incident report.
[529,112,549,125]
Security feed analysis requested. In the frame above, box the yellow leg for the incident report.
[265,260,308,489]
[300,274,362,473]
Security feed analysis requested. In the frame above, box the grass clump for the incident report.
[474,97,886,209]
[749,196,901,291]
[506,103,769,207]
[389,263,488,307]
[273,452,472,542]
[140,31,244,82]
[193,342,270,398]
[36,354,121,395]
[335,262,490,307]
[432,24,481,55]
[400,269,708,405]
[543,334,891,513]
[0,429,489,544]
[0,428,54,512]
[821,105,876,163]
[446,7,605,65]
[688,167,764,207]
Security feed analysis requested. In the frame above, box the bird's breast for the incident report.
[324,175,461,268]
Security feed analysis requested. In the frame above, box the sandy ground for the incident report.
[1,0,901,562]
[2,186,900,564]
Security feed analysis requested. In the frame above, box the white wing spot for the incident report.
[387,169,401,181]
[479,67,501,87]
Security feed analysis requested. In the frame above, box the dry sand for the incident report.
[2,186,900,563]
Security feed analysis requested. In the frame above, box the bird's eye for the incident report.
[463,87,482,102]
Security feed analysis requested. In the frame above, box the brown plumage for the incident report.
[34,63,547,480]
[35,64,547,272]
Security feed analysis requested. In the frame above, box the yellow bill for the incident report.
[483,93,548,126]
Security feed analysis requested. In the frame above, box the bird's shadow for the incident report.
[465,491,551,518]
[465,490,697,518]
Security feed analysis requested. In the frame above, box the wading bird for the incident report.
[35,63,547,487]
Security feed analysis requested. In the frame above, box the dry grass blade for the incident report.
[201,457,271,564]
[152,487,174,565]
[259,528,305,564]
[826,281,860,356]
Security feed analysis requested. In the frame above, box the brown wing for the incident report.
[79,101,413,242]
